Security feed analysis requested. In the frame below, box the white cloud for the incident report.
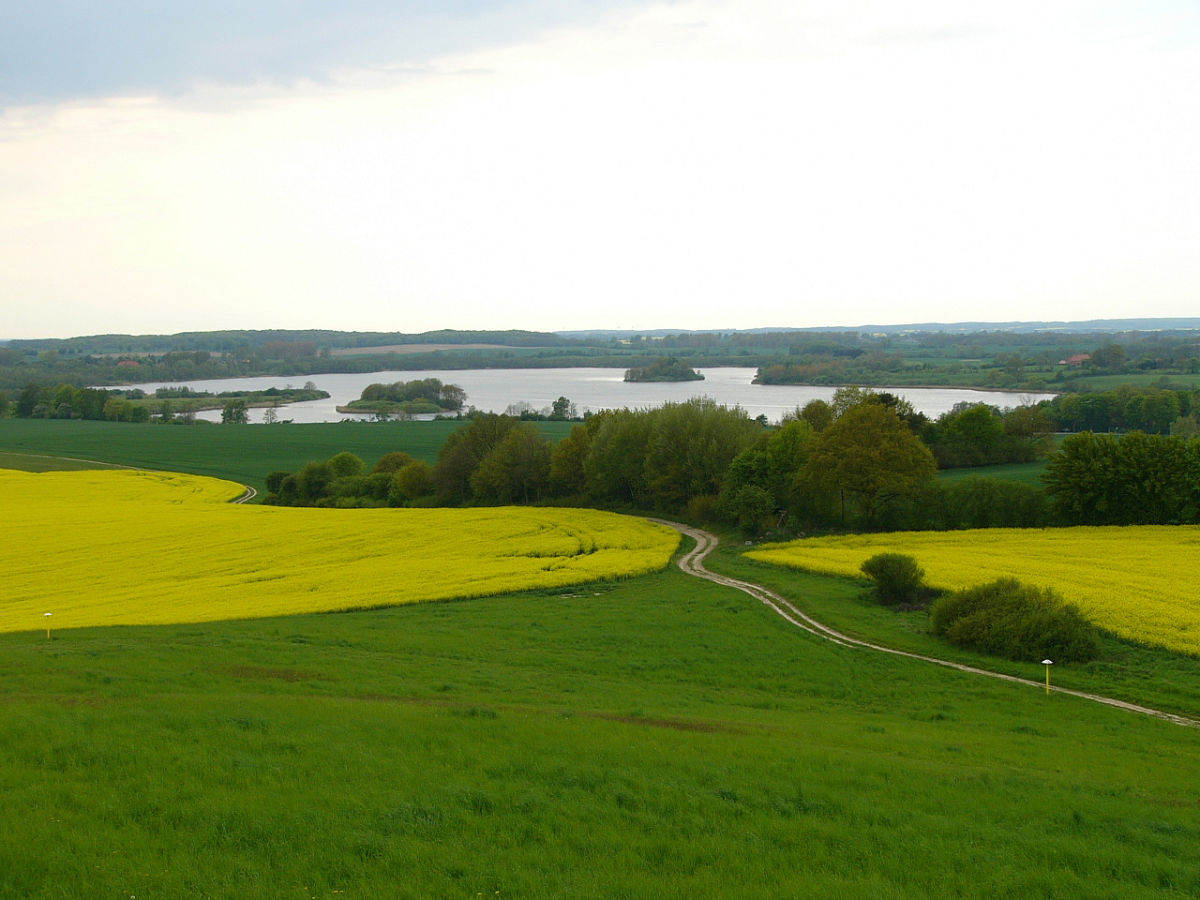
[2,0,1198,338]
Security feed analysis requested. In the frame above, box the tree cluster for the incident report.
[354,378,466,413]
[623,357,704,382]
[265,451,434,508]
[12,383,149,422]
[921,402,1053,468]
[1043,431,1200,525]
[1042,386,1200,435]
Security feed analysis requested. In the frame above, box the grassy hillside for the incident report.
[3,565,1199,898]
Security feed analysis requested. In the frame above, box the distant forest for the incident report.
[2,322,1200,396]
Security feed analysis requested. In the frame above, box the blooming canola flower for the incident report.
[749,527,1200,655]
[0,469,679,633]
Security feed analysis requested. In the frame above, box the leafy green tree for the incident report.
[1124,390,1181,434]
[583,409,654,505]
[221,399,249,424]
[796,403,937,528]
[390,461,435,505]
[549,419,598,497]
[294,460,336,504]
[940,477,1051,529]
[642,399,760,511]
[433,414,520,504]
[15,384,41,418]
[439,383,467,411]
[103,395,127,421]
[1171,414,1200,438]
[470,425,552,504]
[551,396,573,419]
[1090,342,1127,371]
[372,452,416,474]
[796,399,833,432]
[764,419,815,508]
[329,451,366,479]
[51,384,79,418]
[265,471,291,494]
[1002,403,1054,456]
[724,484,775,536]
[923,403,1008,468]
[76,388,111,420]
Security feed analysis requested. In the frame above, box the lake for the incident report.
[120,367,1056,424]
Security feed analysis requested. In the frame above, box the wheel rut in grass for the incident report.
[654,520,1200,730]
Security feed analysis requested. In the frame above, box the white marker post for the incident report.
[1041,659,1053,696]
[45,612,52,640]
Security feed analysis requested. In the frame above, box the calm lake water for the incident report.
[121,367,1056,425]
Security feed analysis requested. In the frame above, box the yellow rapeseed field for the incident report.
[1,468,679,634]
[748,527,1200,655]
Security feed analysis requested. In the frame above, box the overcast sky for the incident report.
[2,0,1198,340]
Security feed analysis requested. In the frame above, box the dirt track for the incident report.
[655,519,1200,730]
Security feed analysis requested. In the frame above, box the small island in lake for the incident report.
[337,377,467,417]
[623,357,704,382]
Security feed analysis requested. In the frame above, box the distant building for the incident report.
[1059,353,1091,366]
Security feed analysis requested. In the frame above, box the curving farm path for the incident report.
[656,519,1200,730]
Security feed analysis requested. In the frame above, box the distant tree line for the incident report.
[260,389,1200,531]
[6,325,1199,395]
[8,383,151,422]
[264,390,1053,533]
[2,382,324,424]
[1042,386,1200,435]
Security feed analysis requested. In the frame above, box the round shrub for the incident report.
[860,553,927,607]
[930,577,1101,663]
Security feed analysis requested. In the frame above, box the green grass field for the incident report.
[936,459,1049,487]
[0,418,576,495]
[3,565,1199,898]
[3,420,1200,896]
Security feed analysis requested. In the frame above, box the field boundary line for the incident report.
[0,451,137,469]
[654,520,1200,730]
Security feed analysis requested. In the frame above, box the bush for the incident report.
[930,578,1101,663]
[860,553,927,607]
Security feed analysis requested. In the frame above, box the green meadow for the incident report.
[3,565,1199,899]
[2,424,1200,897]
